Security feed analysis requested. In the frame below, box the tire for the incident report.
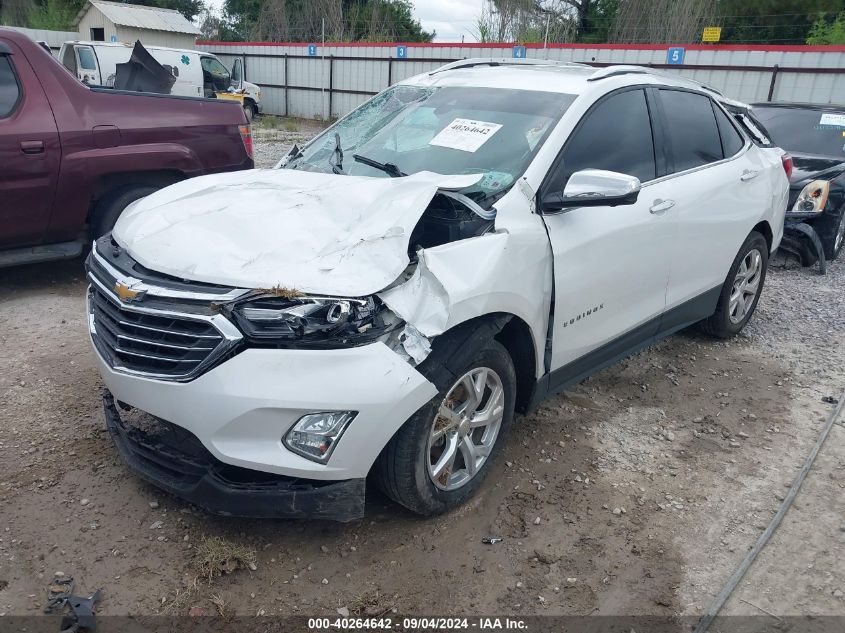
[243,103,254,122]
[814,208,845,261]
[700,231,768,338]
[92,185,159,237]
[374,338,516,516]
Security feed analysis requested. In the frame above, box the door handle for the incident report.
[20,140,45,155]
[649,199,675,214]
[740,169,759,181]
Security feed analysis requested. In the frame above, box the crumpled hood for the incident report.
[112,169,481,297]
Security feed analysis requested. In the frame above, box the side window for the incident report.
[549,88,656,191]
[0,55,21,118]
[713,104,745,157]
[660,90,723,172]
[76,46,97,71]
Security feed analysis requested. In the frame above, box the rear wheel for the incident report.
[815,208,845,260]
[92,185,158,237]
[700,231,768,338]
[375,339,516,516]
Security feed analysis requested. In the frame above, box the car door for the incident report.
[655,89,772,325]
[74,44,100,85]
[539,87,676,384]
[0,41,61,248]
[230,58,244,91]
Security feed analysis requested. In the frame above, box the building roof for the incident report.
[73,0,201,36]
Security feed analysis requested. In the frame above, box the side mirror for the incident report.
[541,169,641,212]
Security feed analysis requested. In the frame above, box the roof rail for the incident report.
[588,64,724,95]
[429,57,588,76]
[587,65,655,81]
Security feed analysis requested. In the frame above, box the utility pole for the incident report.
[543,12,550,54]
[321,18,326,119]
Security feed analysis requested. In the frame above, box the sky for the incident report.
[203,0,483,42]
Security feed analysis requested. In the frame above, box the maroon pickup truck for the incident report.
[0,29,253,267]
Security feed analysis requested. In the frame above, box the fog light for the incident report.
[284,411,356,462]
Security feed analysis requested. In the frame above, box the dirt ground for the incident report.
[1,129,844,620]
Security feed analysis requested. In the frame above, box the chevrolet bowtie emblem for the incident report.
[114,281,145,302]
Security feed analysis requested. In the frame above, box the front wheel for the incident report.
[700,231,768,338]
[374,339,516,516]
[92,185,159,237]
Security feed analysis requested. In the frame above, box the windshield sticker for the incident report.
[820,113,845,128]
[429,118,503,153]
[478,171,514,191]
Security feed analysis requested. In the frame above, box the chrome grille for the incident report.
[89,284,229,379]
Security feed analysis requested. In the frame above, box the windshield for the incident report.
[284,85,576,199]
[752,105,845,158]
[201,56,229,78]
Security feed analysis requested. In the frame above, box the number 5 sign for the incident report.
[666,47,685,65]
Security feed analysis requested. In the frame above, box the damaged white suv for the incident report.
[86,60,789,520]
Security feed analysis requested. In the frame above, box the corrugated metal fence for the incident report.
[196,41,845,119]
[5,26,78,52]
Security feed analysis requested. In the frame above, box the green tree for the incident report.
[717,0,845,44]
[28,0,81,29]
[221,0,432,42]
[807,11,845,44]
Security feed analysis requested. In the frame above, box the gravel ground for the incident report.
[0,128,843,620]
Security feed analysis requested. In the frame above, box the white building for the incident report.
[73,0,201,49]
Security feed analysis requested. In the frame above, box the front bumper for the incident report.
[93,339,438,481]
[104,391,365,521]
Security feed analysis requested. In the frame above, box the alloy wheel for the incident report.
[426,367,504,491]
[729,248,763,324]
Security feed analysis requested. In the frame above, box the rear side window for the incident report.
[660,90,723,172]
[0,55,20,117]
[714,105,745,157]
[551,88,656,188]
[77,46,97,71]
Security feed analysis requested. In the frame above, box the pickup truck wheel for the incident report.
[700,231,768,338]
[93,185,158,237]
[374,339,516,516]
[814,207,845,260]
[243,103,255,122]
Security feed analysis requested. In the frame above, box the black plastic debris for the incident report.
[780,221,827,274]
[44,576,102,632]
[114,41,176,95]
[822,396,839,405]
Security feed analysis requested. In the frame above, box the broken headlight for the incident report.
[229,294,398,347]
[792,180,829,214]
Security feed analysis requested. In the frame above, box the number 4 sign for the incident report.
[666,47,685,65]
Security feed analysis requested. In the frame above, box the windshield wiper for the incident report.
[330,132,344,174]
[353,154,406,178]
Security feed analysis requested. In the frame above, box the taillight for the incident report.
[239,124,253,159]
[781,152,793,179]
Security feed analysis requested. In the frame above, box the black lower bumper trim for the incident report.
[103,391,365,521]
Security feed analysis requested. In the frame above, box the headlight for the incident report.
[284,411,356,462]
[229,294,399,347]
[792,180,829,214]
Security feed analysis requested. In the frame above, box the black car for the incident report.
[750,102,845,264]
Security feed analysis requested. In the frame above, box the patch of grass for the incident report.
[193,536,257,583]
[349,589,382,616]
[210,593,228,617]
[160,584,198,615]
[254,115,300,133]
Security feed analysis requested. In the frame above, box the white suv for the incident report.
[86,59,789,520]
